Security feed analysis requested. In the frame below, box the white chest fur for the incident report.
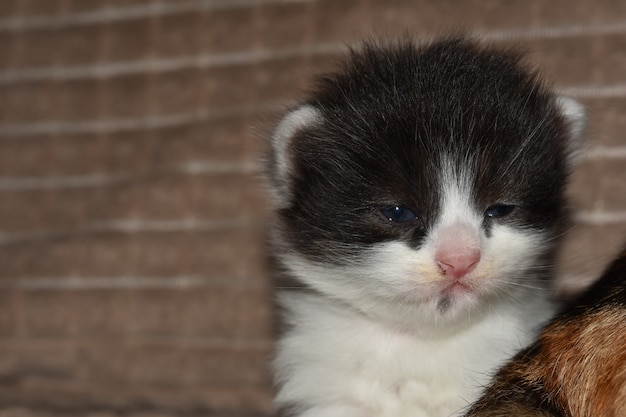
[274,292,553,417]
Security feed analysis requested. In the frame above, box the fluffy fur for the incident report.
[465,245,626,417]
[267,37,585,417]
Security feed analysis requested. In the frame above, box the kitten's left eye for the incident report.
[381,206,418,223]
[485,204,516,219]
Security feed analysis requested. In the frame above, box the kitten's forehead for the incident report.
[438,156,482,228]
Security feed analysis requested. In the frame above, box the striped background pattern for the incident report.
[0,0,625,416]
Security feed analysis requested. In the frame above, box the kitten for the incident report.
[266,36,585,417]
[465,244,626,417]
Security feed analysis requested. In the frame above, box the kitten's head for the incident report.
[267,37,585,328]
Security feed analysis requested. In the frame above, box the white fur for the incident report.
[556,95,586,161]
[274,160,557,416]
[275,289,553,417]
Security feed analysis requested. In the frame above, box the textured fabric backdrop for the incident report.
[0,1,625,416]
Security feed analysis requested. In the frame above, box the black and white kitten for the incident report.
[266,37,585,417]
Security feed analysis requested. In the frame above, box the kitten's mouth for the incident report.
[447,280,471,292]
[437,279,478,313]
[441,278,475,299]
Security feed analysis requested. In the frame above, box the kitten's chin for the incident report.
[434,283,481,315]
[396,275,508,329]
[378,292,484,336]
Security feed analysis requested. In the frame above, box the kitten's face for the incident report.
[268,39,584,325]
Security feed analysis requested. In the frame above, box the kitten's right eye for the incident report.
[380,206,418,223]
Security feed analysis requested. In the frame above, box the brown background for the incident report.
[0,1,625,416]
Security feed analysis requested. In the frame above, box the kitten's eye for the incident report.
[380,206,418,223]
[485,204,516,219]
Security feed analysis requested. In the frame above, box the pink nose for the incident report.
[436,248,481,278]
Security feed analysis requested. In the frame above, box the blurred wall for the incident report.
[0,1,625,416]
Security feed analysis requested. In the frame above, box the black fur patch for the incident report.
[269,36,573,264]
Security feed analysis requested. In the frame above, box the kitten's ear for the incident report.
[556,96,586,164]
[268,105,322,207]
